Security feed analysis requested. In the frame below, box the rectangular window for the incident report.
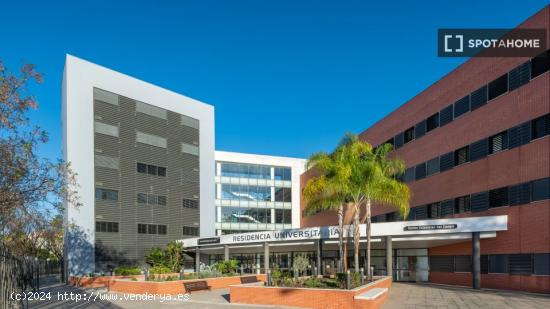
[428,203,440,218]
[508,122,531,149]
[534,253,550,275]
[454,146,469,166]
[429,256,454,272]
[96,221,119,233]
[469,139,488,162]
[275,209,284,224]
[489,187,508,208]
[426,113,439,132]
[137,163,147,173]
[95,188,118,201]
[532,178,550,201]
[440,199,454,217]
[136,131,167,148]
[183,198,199,209]
[95,155,120,169]
[157,225,167,235]
[275,187,291,202]
[138,224,147,234]
[470,85,488,111]
[426,157,439,176]
[94,88,119,106]
[147,165,158,175]
[439,105,454,127]
[394,133,404,149]
[147,194,158,205]
[157,196,167,206]
[157,167,166,177]
[403,167,415,183]
[182,226,199,236]
[283,209,292,224]
[384,138,394,147]
[147,224,157,234]
[471,192,489,212]
[531,114,549,140]
[137,193,147,204]
[509,254,533,275]
[181,114,200,129]
[509,183,531,206]
[415,120,426,139]
[454,195,471,213]
[403,127,414,144]
[489,131,508,154]
[439,152,454,172]
[530,50,549,79]
[94,121,119,137]
[181,143,199,156]
[454,256,471,272]
[415,163,426,180]
[488,73,508,100]
[489,254,508,273]
[508,61,531,91]
[453,95,470,118]
[136,101,167,119]
[275,167,292,181]
[414,206,427,220]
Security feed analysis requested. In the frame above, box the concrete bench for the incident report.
[354,288,388,300]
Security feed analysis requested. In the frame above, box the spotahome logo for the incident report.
[438,29,547,57]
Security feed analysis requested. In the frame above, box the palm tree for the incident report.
[303,151,348,272]
[335,134,410,275]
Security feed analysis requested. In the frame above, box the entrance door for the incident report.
[393,249,429,282]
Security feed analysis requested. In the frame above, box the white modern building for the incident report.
[214,151,306,235]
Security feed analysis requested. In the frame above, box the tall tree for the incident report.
[335,134,410,275]
[0,60,78,255]
[303,151,348,272]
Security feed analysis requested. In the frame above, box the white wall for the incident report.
[63,55,215,275]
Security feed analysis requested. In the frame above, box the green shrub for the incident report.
[165,276,177,281]
[149,265,172,274]
[114,266,141,276]
[198,270,222,279]
[303,277,323,288]
[212,259,239,274]
[130,277,138,281]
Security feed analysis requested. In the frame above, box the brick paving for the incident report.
[382,282,550,309]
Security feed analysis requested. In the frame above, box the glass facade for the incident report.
[215,161,294,234]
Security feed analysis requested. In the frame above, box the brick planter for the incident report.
[108,274,267,295]
[230,276,392,309]
[69,273,181,288]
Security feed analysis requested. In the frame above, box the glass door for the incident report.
[393,249,428,282]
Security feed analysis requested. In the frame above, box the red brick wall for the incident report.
[69,275,145,288]
[230,276,392,309]
[430,272,550,294]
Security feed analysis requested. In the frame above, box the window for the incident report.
[147,194,158,205]
[138,224,147,234]
[471,192,489,212]
[147,224,157,234]
[94,121,119,137]
[426,157,439,176]
[439,105,454,127]
[183,199,199,209]
[137,193,167,206]
[413,206,427,220]
[530,50,550,79]
[275,209,284,224]
[181,114,200,129]
[220,184,271,201]
[284,210,292,224]
[93,88,118,106]
[394,133,404,149]
[275,167,292,181]
[137,163,147,173]
[95,155,120,169]
[440,199,454,217]
[454,195,471,213]
[428,203,440,218]
[508,62,531,91]
[508,122,531,149]
[96,221,119,233]
[439,152,454,172]
[454,146,469,166]
[137,163,166,177]
[509,254,533,275]
[95,188,118,201]
[470,85,488,111]
[158,225,167,235]
[488,73,508,100]
[137,193,147,204]
[415,120,426,139]
[136,131,167,148]
[430,256,454,272]
[415,163,426,180]
[534,253,550,275]
[136,101,167,119]
[489,254,508,273]
[454,256,471,272]
[469,139,488,162]
[384,138,394,147]
[531,114,549,140]
[157,196,167,206]
[489,187,508,208]
[532,178,550,201]
[453,95,470,118]
[275,187,291,202]
[183,226,199,236]
[403,167,415,183]
[489,131,508,154]
[403,127,414,144]
[426,113,439,132]
[508,183,531,206]
[181,143,199,156]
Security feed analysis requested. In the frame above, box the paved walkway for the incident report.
[383,283,550,309]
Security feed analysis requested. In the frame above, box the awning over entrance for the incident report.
[181,215,508,248]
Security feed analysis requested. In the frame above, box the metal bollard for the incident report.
[179,268,184,280]
[144,268,149,281]
[370,266,374,281]
[240,265,244,275]
[346,269,351,289]
[267,269,272,286]
[360,267,365,285]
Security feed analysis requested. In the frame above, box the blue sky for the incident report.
[1,0,548,160]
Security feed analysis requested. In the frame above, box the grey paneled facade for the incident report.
[93,88,200,271]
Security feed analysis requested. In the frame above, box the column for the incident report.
[224,245,229,261]
[195,247,200,273]
[386,236,393,278]
[264,242,270,273]
[316,239,322,275]
[472,232,481,289]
